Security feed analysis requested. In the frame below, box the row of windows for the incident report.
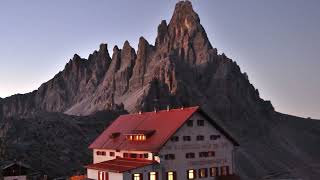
[96,151,149,159]
[131,172,158,180]
[187,119,205,127]
[130,167,230,180]
[187,166,230,179]
[126,134,147,141]
[164,151,215,160]
[170,134,221,142]
[96,151,115,156]
[186,151,215,159]
[124,153,149,159]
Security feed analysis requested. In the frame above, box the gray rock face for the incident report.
[1,1,320,179]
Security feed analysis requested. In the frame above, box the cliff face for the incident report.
[1,1,320,180]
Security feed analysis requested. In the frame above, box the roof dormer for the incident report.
[125,130,156,141]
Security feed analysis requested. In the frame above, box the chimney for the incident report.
[154,107,158,113]
[166,105,170,111]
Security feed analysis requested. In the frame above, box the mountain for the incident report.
[1,1,320,179]
[2,110,126,178]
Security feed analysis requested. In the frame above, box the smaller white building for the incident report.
[86,106,240,180]
[1,162,31,180]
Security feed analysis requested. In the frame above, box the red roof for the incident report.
[86,157,158,173]
[89,106,238,151]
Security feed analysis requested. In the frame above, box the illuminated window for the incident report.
[197,120,205,126]
[109,152,115,157]
[126,135,147,141]
[183,136,191,141]
[98,171,108,180]
[196,135,204,141]
[210,167,219,177]
[187,169,196,179]
[149,172,158,180]
[187,120,193,127]
[198,168,208,178]
[185,152,195,159]
[132,173,142,180]
[167,171,176,180]
[221,166,230,176]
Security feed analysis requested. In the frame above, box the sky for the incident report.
[0,0,319,119]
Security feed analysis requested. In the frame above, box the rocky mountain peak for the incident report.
[72,54,82,61]
[169,0,200,34]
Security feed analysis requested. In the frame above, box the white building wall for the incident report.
[87,169,98,180]
[159,112,235,180]
[93,149,154,163]
[109,172,123,180]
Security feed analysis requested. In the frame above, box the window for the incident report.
[132,173,142,180]
[210,135,221,140]
[199,152,209,158]
[149,172,158,180]
[197,119,205,126]
[110,152,115,157]
[170,136,179,142]
[123,153,129,158]
[210,167,219,177]
[126,135,147,141]
[208,151,215,157]
[144,153,149,159]
[98,171,108,180]
[196,135,204,141]
[187,120,193,127]
[185,152,195,159]
[221,166,230,176]
[198,168,208,178]
[187,169,196,179]
[167,171,176,180]
[164,154,175,160]
[183,136,191,141]
[130,153,138,158]
[96,151,106,156]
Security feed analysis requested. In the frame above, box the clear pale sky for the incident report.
[0,0,319,119]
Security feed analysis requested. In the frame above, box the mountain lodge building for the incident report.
[86,106,239,180]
